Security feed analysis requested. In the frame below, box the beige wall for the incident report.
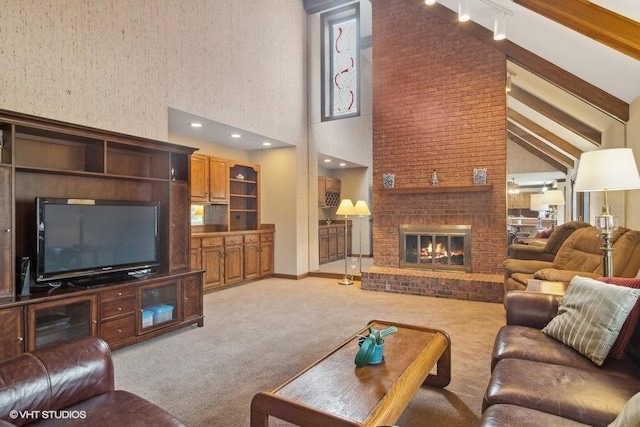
[627,97,640,230]
[1,0,309,277]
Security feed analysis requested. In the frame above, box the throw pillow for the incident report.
[542,276,640,366]
[598,277,640,359]
[608,391,640,427]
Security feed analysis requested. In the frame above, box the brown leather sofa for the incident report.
[507,220,590,262]
[0,337,185,426]
[479,292,640,426]
[504,225,640,297]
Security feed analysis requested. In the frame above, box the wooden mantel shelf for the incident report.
[382,184,493,194]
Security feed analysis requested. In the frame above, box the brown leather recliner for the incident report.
[507,220,591,262]
[0,337,185,426]
[504,225,640,298]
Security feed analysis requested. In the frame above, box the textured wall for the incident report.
[0,0,307,146]
[371,0,507,274]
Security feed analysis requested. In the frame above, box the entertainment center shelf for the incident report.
[0,110,203,361]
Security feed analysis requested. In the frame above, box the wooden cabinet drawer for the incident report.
[101,315,136,344]
[202,236,224,247]
[101,287,135,302]
[245,234,259,243]
[101,298,135,320]
[224,235,243,245]
[191,238,202,249]
[260,233,274,242]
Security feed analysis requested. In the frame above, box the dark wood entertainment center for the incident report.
[0,110,204,361]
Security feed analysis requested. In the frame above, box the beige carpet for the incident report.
[112,277,505,426]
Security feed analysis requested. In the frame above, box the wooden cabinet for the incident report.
[508,193,531,209]
[100,287,136,348]
[0,166,12,299]
[182,274,202,322]
[27,294,99,352]
[190,155,228,203]
[0,111,203,359]
[319,223,352,264]
[0,306,24,360]
[229,162,260,231]
[170,182,191,271]
[259,233,274,277]
[319,228,329,263]
[318,176,341,208]
[224,235,244,285]
[191,230,274,292]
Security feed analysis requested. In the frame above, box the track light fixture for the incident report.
[493,13,506,40]
[458,0,470,22]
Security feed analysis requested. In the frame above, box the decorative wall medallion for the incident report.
[383,173,395,188]
[473,168,487,184]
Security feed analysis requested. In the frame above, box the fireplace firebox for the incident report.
[399,225,471,272]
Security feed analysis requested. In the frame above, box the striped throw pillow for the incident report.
[542,276,640,366]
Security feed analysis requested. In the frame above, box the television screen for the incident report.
[36,198,160,284]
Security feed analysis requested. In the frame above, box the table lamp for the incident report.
[574,148,640,277]
[353,200,371,272]
[336,199,356,285]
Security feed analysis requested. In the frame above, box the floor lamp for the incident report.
[574,148,640,277]
[353,200,371,273]
[529,193,549,231]
[541,189,565,228]
[336,199,355,285]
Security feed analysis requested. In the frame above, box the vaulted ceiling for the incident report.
[304,0,640,184]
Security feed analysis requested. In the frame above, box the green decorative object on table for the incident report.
[354,325,398,367]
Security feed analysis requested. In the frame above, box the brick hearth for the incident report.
[361,267,503,303]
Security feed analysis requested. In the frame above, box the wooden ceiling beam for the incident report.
[508,131,569,174]
[507,122,575,169]
[513,0,640,62]
[416,0,629,122]
[509,86,601,146]
[508,108,583,159]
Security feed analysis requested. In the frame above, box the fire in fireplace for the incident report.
[399,225,471,272]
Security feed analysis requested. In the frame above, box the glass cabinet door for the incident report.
[138,280,180,334]
[28,295,98,351]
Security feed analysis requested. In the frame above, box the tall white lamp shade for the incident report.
[353,200,370,273]
[574,148,640,276]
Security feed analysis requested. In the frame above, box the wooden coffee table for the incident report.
[250,320,451,427]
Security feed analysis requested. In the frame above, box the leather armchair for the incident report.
[504,225,640,298]
[0,337,185,426]
[507,220,590,262]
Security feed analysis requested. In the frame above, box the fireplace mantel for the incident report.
[382,184,493,194]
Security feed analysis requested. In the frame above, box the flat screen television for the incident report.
[35,198,160,286]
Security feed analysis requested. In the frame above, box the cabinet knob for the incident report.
[117,292,122,296]
[184,297,189,301]
[92,320,98,324]
[117,307,122,311]
[116,329,122,334]
[18,337,23,342]
[4,229,10,232]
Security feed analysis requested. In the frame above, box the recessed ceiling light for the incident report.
[231,133,241,138]
[324,159,332,163]
[190,122,203,128]
[262,142,272,147]
[339,162,347,167]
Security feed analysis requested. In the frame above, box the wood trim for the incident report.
[415,0,629,122]
[509,86,601,146]
[382,185,493,194]
[508,109,583,159]
[513,0,640,62]
[507,125,571,171]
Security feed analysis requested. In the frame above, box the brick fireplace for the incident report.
[362,0,507,303]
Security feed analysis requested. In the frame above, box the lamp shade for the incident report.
[353,200,371,216]
[574,148,640,192]
[529,193,549,211]
[336,199,355,216]
[541,189,565,206]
